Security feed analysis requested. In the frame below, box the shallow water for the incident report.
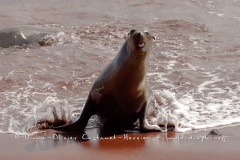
[1,0,240,134]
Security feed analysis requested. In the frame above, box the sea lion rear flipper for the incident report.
[52,99,97,131]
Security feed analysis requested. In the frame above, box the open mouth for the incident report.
[133,34,145,48]
[138,42,145,48]
[136,37,145,48]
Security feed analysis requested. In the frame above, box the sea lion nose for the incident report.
[136,32,141,36]
[134,32,141,38]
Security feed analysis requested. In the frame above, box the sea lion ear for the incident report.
[129,29,136,35]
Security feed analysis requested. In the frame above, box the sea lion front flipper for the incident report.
[52,99,97,131]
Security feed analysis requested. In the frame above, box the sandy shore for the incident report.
[0,125,239,160]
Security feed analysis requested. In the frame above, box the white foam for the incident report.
[4,96,72,134]
[145,89,240,132]
[217,14,225,17]
[34,97,71,124]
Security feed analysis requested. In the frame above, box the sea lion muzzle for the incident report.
[132,32,145,48]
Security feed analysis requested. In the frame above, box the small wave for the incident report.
[145,89,240,132]
[3,88,240,134]
[17,96,71,134]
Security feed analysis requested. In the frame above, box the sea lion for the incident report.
[0,25,59,48]
[53,28,161,132]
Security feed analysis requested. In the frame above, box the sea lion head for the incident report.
[128,28,155,54]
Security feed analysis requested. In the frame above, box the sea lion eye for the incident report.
[129,29,136,35]
[144,31,149,35]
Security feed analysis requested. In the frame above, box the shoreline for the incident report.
[1,125,240,160]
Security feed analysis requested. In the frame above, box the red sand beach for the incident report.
[1,125,240,160]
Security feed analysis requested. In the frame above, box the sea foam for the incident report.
[20,97,71,134]
[145,89,240,132]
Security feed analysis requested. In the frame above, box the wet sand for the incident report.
[1,125,239,160]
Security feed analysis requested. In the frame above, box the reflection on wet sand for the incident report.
[23,127,197,151]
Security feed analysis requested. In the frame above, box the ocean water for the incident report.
[0,0,240,134]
